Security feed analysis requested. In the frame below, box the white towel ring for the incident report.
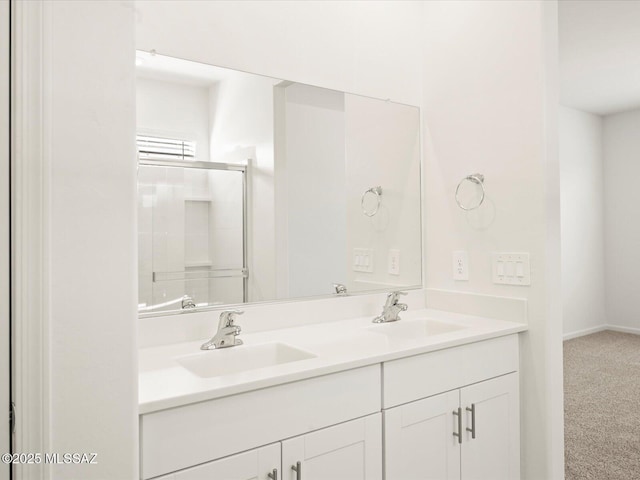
[455,174,485,211]
[361,186,383,217]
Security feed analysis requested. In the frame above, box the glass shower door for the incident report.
[138,162,247,314]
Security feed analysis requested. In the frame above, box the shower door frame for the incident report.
[138,158,250,307]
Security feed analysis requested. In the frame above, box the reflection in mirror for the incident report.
[136,51,422,316]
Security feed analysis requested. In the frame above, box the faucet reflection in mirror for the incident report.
[136,51,422,316]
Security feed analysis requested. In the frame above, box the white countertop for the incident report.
[138,308,527,414]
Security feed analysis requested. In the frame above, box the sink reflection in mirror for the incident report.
[368,319,466,341]
[175,342,317,378]
[136,51,422,317]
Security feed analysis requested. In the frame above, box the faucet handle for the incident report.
[219,309,244,327]
[388,291,408,303]
[181,295,196,309]
[333,283,348,296]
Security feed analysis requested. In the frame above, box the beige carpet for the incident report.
[564,330,640,479]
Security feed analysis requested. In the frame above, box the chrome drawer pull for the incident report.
[452,407,462,444]
[267,468,278,480]
[291,461,302,480]
[466,403,476,439]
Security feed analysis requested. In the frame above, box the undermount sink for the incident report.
[368,318,466,340]
[175,342,317,378]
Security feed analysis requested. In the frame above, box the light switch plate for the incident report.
[492,252,531,285]
[452,251,469,281]
[353,248,374,273]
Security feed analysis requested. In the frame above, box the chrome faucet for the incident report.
[201,310,244,350]
[181,295,196,310]
[333,283,348,296]
[373,291,408,323]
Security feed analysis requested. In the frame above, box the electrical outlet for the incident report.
[452,251,469,281]
[388,249,400,275]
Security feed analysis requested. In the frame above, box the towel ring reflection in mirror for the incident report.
[361,186,383,217]
[455,174,485,211]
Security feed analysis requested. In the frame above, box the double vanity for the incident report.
[134,46,527,480]
[139,296,526,480]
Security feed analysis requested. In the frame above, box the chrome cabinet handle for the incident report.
[452,407,462,444]
[267,468,278,480]
[466,403,476,439]
[291,461,302,480]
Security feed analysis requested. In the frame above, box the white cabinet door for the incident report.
[384,389,461,480]
[282,414,382,480]
[174,443,280,480]
[460,373,520,480]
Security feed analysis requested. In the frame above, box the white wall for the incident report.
[135,1,423,107]
[603,108,640,332]
[559,0,640,116]
[421,2,563,478]
[559,106,606,337]
[47,1,138,478]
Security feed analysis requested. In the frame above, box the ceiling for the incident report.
[559,0,640,116]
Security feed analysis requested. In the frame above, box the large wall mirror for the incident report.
[136,51,422,316]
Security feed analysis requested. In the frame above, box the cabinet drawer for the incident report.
[383,335,518,408]
[140,365,380,479]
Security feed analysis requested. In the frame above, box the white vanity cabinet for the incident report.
[282,414,382,480]
[151,415,382,480]
[140,366,381,479]
[384,389,461,480]
[140,333,522,480]
[384,373,519,480]
[383,335,520,480]
[459,373,520,480]
[154,443,281,480]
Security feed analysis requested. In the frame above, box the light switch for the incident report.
[492,253,530,285]
[452,251,469,281]
[353,248,374,273]
[505,261,515,277]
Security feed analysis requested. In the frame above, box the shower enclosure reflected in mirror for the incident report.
[136,51,422,316]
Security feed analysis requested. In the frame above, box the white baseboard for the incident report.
[605,324,640,336]
[563,325,607,340]
[563,324,640,340]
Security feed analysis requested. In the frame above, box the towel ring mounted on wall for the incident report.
[361,186,383,217]
[455,174,485,211]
